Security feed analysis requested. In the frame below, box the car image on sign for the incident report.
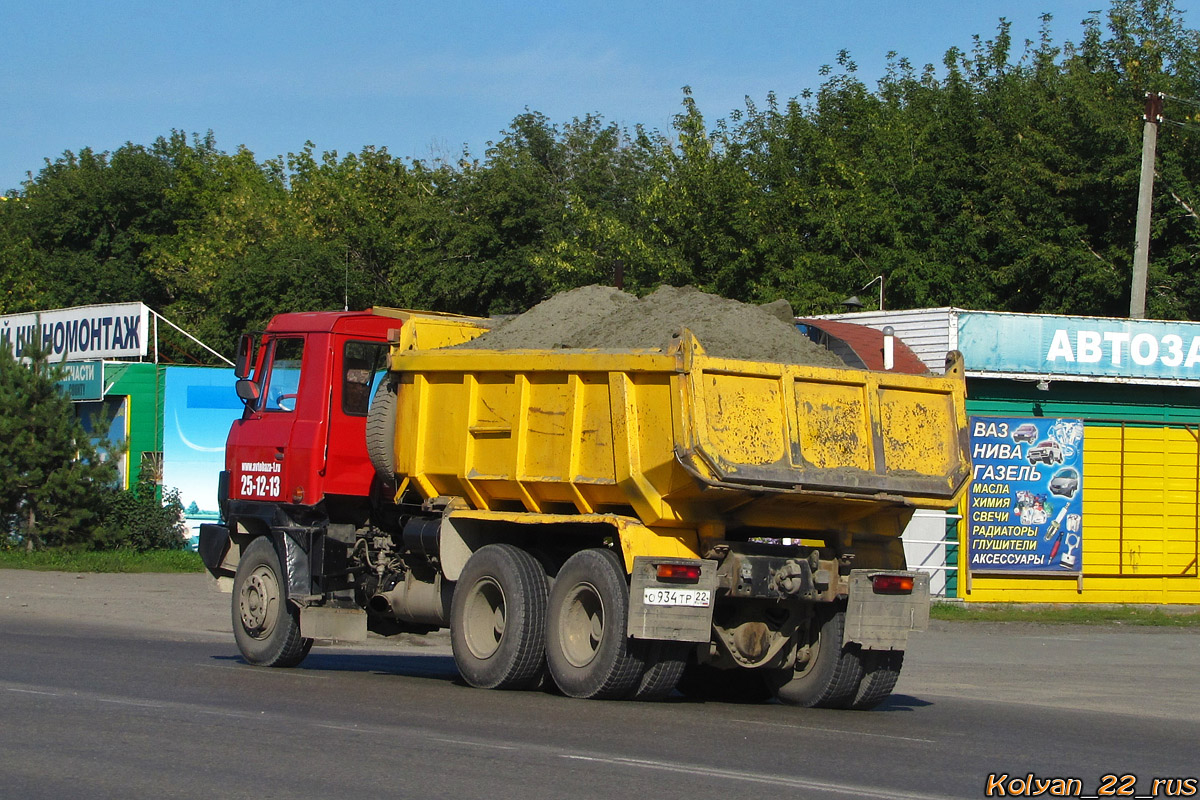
[1049,468,1080,497]
[1027,439,1063,465]
[1012,422,1039,443]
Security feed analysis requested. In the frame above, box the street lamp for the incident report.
[841,276,885,311]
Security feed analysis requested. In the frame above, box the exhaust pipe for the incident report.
[369,570,451,626]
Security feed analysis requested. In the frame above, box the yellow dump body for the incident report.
[388,325,970,543]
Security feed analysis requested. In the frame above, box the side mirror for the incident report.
[234,333,255,379]
[235,378,261,407]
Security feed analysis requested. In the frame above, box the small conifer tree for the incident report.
[0,342,118,550]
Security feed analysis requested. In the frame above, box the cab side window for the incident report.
[342,340,388,416]
[263,337,305,412]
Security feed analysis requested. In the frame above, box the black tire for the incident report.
[232,537,312,667]
[546,548,643,700]
[848,649,904,710]
[676,662,772,703]
[450,544,548,690]
[766,605,864,708]
[631,641,689,701]
[366,378,397,480]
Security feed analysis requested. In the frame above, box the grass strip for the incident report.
[932,602,1200,627]
[0,548,204,574]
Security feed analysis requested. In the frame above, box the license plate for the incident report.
[643,588,711,608]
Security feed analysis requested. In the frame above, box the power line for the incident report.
[1161,118,1200,133]
[1162,92,1200,109]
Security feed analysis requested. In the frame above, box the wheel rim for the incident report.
[462,577,506,660]
[792,621,823,680]
[559,582,604,668]
[239,565,280,640]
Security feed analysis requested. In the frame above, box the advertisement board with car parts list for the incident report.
[967,417,1084,576]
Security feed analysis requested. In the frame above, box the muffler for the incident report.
[368,570,451,626]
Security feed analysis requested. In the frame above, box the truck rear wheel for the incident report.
[766,604,864,708]
[232,537,312,667]
[546,548,643,700]
[450,544,548,690]
[632,641,689,701]
[848,649,904,710]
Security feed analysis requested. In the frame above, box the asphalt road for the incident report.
[1,571,1198,799]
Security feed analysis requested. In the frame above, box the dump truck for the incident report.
[199,306,970,709]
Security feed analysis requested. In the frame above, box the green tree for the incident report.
[2,0,1199,329]
[0,197,42,313]
[0,344,118,550]
[147,133,291,356]
[409,112,580,314]
[96,474,186,552]
[16,144,176,310]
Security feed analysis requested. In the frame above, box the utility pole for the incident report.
[1130,92,1164,319]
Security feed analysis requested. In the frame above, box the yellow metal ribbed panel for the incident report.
[686,352,968,503]
[389,334,970,540]
[877,386,959,476]
[792,379,872,471]
[701,372,789,468]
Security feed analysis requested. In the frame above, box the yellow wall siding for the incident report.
[963,424,1200,603]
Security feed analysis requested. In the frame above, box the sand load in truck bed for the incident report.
[459,285,845,368]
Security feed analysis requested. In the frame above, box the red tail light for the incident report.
[657,563,701,582]
[872,574,914,594]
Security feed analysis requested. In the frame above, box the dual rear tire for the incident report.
[545,548,687,701]
[450,546,687,700]
[676,605,904,710]
[449,547,904,708]
[449,544,549,690]
[765,605,902,710]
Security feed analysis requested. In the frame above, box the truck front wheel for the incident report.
[450,544,548,690]
[232,536,312,667]
[766,604,864,708]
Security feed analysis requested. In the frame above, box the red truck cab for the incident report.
[224,310,397,519]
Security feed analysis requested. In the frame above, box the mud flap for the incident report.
[198,523,231,575]
[301,606,367,642]
[276,529,314,602]
[843,570,930,650]
[627,556,718,642]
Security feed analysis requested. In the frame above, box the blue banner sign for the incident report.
[957,311,1200,381]
[967,416,1084,573]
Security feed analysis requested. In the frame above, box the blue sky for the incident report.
[2,1,1192,193]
